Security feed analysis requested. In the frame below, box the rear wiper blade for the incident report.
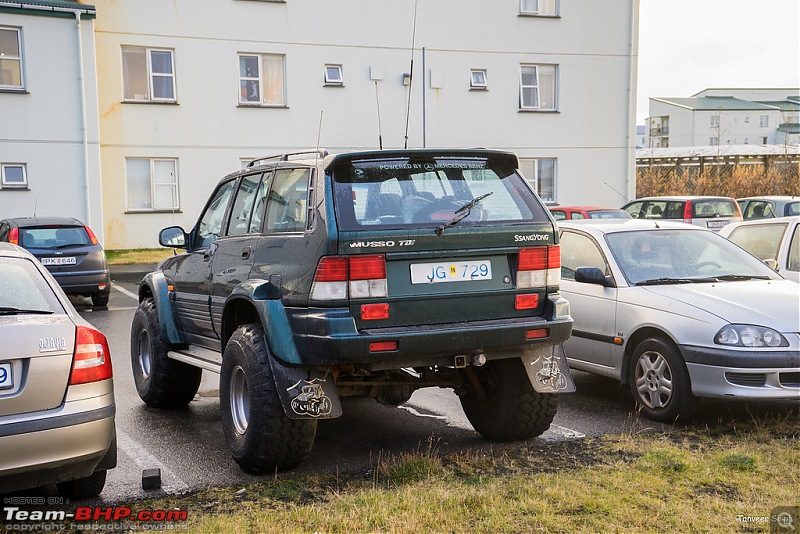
[713,274,772,281]
[0,307,54,315]
[51,243,85,249]
[435,192,493,236]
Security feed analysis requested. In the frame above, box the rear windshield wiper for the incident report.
[435,192,493,236]
[0,307,54,315]
[713,274,772,281]
[51,243,87,249]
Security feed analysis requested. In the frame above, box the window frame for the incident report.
[323,64,344,86]
[0,26,24,91]
[121,46,177,103]
[1,163,27,189]
[519,157,557,204]
[238,52,287,107]
[469,69,488,90]
[519,0,559,16]
[519,64,558,111]
[125,157,180,212]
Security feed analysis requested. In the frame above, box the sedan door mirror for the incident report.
[763,258,779,271]
[575,266,615,287]
[159,226,187,249]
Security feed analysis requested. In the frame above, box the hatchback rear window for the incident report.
[0,257,64,313]
[19,226,91,249]
[332,157,549,231]
[691,199,738,218]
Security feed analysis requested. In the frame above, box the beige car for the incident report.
[0,243,116,498]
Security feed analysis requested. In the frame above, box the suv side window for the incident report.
[227,173,263,236]
[787,224,799,273]
[195,179,236,248]
[265,168,310,233]
[0,222,8,241]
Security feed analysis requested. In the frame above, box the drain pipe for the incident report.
[73,9,92,232]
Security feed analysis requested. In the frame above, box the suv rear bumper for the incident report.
[285,300,573,367]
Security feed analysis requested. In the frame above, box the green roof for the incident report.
[652,96,778,112]
[758,100,800,112]
[777,123,800,134]
[0,0,95,17]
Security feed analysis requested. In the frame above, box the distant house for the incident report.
[90,0,640,248]
[646,88,800,149]
[0,1,104,241]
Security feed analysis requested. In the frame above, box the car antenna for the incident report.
[33,198,37,217]
[375,79,383,150]
[403,0,419,149]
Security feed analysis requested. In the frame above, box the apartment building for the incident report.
[0,1,104,241]
[647,88,800,149]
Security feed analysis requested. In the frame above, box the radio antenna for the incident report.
[403,0,419,149]
[375,80,383,150]
[33,198,38,217]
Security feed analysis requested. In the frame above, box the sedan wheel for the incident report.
[628,337,698,422]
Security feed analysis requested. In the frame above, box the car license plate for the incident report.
[707,220,728,229]
[410,260,492,284]
[0,363,12,390]
[41,257,77,266]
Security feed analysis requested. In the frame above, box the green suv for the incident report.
[130,149,574,472]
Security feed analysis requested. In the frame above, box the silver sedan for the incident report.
[558,219,799,422]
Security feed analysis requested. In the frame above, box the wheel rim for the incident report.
[229,365,250,435]
[137,330,151,379]
[634,350,673,410]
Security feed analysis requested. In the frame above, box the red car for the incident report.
[549,206,631,221]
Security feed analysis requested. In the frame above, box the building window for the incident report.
[761,136,768,144]
[239,53,286,106]
[519,64,557,110]
[470,69,487,90]
[126,158,179,211]
[520,0,559,16]
[519,158,556,203]
[760,115,769,127]
[122,47,176,102]
[1,163,27,189]
[709,137,719,146]
[710,115,720,127]
[0,27,24,90]
[323,64,343,86]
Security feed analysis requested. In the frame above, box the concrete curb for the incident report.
[109,264,157,284]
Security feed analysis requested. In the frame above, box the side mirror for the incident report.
[159,226,187,249]
[575,266,615,287]
[763,258,779,271]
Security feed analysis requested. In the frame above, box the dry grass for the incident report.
[127,411,799,533]
[105,248,176,265]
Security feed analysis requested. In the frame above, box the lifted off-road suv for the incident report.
[131,149,574,473]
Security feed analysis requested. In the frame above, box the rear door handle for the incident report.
[241,246,252,260]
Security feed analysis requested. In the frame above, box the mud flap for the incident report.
[266,358,343,420]
[521,344,576,393]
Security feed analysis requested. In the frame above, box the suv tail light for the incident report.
[69,326,113,385]
[517,246,560,288]
[683,200,693,224]
[311,255,388,300]
[8,227,18,245]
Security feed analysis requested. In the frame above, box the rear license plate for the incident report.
[707,220,728,229]
[0,363,12,390]
[410,260,492,284]
[41,257,77,266]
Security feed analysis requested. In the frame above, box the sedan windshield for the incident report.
[606,229,781,286]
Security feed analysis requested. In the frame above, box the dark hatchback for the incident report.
[0,217,111,306]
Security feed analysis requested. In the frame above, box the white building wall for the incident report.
[0,10,103,241]
[94,0,638,248]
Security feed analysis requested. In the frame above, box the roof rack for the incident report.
[246,149,329,167]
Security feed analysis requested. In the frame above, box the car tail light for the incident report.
[517,246,560,288]
[69,326,113,385]
[515,294,539,310]
[369,341,398,352]
[311,255,388,300]
[683,200,693,224]
[526,328,549,340]
[8,227,18,245]
[84,225,99,246]
[361,303,389,320]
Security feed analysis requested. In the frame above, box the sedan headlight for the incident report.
[714,324,788,347]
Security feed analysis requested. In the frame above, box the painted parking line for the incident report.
[117,430,190,494]
[112,282,139,301]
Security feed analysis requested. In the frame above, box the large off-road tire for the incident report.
[220,324,317,473]
[628,337,698,422]
[130,298,201,408]
[459,358,558,441]
[56,470,106,499]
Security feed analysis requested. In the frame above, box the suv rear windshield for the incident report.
[332,157,549,231]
